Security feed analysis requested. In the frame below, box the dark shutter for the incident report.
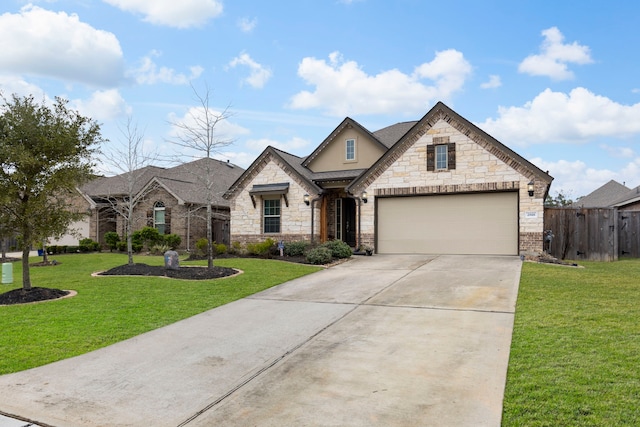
[426,145,435,171]
[447,143,456,170]
[165,207,171,234]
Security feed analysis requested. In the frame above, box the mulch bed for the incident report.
[98,263,238,280]
[0,263,239,306]
[0,287,70,305]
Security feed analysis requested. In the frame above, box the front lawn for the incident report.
[0,253,321,375]
[503,259,640,426]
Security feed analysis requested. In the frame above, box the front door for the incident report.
[336,198,357,247]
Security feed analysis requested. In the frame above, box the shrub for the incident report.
[246,238,275,257]
[151,244,170,255]
[135,227,162,250]
[117,239,143,253]
[305,246,332,265]
[195,237,209,256]
[163,234,181,250]
[215,243,227,255]
[285,241,309,257]
[228,241,244,255]
[104,232,120,252]
[79,238,101,252]
[321,240,352,259]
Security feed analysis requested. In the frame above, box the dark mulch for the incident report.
[98,263,238,280]
[0,287,70,305]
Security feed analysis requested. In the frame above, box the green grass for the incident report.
[502,259,640,426]
[0,253,321,375]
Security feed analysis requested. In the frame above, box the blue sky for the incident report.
[2,0,640,199]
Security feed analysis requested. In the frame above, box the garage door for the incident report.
[377,192,518,255]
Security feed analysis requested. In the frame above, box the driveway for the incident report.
[0,254,522,427]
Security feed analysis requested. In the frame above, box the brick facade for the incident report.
[227,103,551,255]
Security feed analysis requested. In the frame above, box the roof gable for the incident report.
[302,117,388,171]
[347,101,553,194]
[224,146,322,200]
[83,158,244,207]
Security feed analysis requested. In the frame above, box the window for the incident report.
[263,198,281,233]
[154,201,166,234]
[427,141,456,171]
[436,144,448,170]
[346,139,356,161]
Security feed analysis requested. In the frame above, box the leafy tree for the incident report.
[545,191,574,207]
[0,94,102,290]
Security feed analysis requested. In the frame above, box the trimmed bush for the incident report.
[79,238,101,252]
[215,243,227,255]
[305,246,332,265]
[104,232,120,252]
[163,234,181,250]
[228,241,244,255]
[195,237,209,256]
[247,238,275,257]
[321,239,352,259]
[285,241,309,257]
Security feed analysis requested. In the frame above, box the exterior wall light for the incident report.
[303,194,310,206]
[527,181,535,197]
[362,191,368,203]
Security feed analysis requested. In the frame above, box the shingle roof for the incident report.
[373,121,418,148]
[572,180,631,208]
[83,158,244,207]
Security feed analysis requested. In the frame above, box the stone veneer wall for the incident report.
[358,119,546,254]
[230,158,318,244]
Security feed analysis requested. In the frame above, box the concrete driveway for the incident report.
[0,254,522,427]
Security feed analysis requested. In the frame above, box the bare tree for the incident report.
[101,117,160,265]
[168,83,234,269]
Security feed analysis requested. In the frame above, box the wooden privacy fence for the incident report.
[544,208,640,262]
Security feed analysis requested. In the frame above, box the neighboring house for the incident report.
[49,189,95,246]
[81,158,244,250]
[224,102,553,256]
[573,180,640,210]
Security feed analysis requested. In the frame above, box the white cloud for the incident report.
[480,75,501,89]
[227,53,273,89]
[245,136,310,153]
[519,27,593,80]
[103,0,223,28]
[237,17,257,33]
[289,49,472,116]
[0,75,49,100]
[168,107,250,146]
[0,5,124,87]
[530,157,620,198]
[130,51,203,85]
[72,89,131,121]
[478,87,640,145]
[600,144,635,159]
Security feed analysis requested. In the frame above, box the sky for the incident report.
[2,0,640,200]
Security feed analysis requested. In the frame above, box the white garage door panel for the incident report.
[377,192,518,255]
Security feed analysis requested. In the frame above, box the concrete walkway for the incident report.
[0,254,522,427]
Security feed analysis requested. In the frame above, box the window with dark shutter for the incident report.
[427,137,455,171]
[447,142,456,170]
[427,145,435,171]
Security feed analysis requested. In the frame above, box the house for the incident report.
[81,158,244,250]
[573,180,640,210]
[224,102,553,256]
